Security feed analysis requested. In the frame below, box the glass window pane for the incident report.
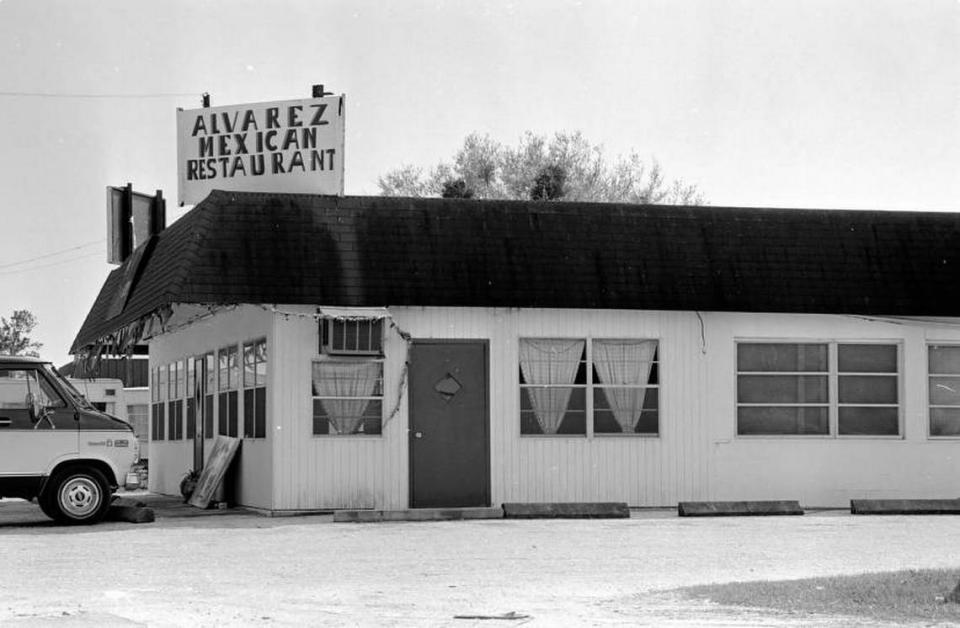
[595,387,659,435]
[255,341,267,387]
[520,386,586,435]
[187,358,196,397]
[738,375,828,404]
[929,377,960,406]
[312,398,383,435]
[737,406,829,435]
[737,343,827,372]
[930,408,960,436]
[159,365,168,401]
[930,346,960,375]
[228,347,239,390]
[243,344,256,388]
[0,370,30,408]
[838,344,897,373]
[167,364,176,399]
[218,350,229,391]
[370,320,384,354]
[838,375,898,404]
[838,406,899,435]
[205,353,216,393]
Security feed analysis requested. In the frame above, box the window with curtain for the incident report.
[736,342,899,437]
[519,338,659,436]
[929,345,960,437]
[311,359,383,435]
[593,339,659,435]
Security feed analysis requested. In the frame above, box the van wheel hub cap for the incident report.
[60,477,100,518]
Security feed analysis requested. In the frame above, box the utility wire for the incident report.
[0,239,105,271]
[0,91,200,99]
[0,251,103,276]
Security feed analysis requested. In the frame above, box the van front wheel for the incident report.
[41,467,111,525]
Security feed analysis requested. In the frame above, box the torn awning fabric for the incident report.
[314,306,390,321]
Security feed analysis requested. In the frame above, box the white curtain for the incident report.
[519,339,585,434]
[593,340,657,433]
[313,361,380,434]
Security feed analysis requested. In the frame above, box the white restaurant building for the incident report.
[71,191,960,512]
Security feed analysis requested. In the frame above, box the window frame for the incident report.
[217,345,240,438]
[0,367,66,411]
[167,360,185,441]
[242,338,268,439]
[203,352,216,440]
[926,343,960,440]
[518,337,661,438]
[319,318,384,356]
[310,355,385,437]
[735,339,903,439]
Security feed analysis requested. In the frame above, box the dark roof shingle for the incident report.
[71,191,960,352]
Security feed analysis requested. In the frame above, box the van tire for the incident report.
[40,467,111,525]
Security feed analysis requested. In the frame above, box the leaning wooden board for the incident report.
[188,435,241,509]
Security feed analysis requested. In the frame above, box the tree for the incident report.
[441,178,474,199]
[0,309,42,357]
[377,131,704,205]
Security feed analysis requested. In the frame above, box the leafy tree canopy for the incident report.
[377,131,704,205]
[0,309,42,357]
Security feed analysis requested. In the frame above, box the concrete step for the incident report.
[678,500,804,517]
[502,502,630,519]
[850,499,960,515]
[334,507,504,523]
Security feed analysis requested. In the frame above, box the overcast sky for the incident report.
[0,0,957,367]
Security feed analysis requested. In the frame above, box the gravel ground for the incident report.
[1,499,959,626]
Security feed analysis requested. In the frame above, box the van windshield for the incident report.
[45,365,96,410]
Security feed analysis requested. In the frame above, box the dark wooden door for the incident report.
[409,341,489,508]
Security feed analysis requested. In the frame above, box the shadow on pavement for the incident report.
[0,492,332,533]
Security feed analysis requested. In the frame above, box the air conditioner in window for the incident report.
[319,318,384,356]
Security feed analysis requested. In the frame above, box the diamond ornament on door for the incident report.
[433,372,462,403]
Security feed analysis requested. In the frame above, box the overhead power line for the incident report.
[0,91,200,99]
[0,251,104,276]
[0,239,105,270]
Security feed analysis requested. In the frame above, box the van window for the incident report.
[0,369,65,409]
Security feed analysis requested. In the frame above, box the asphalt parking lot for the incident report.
[2,497,960,626]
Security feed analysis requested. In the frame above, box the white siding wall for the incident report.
[151,304,960,511]
[392,307,712,508]
[270,305,712,510]
[705,312,960,506]
[271,305,960,510]
[271,308,407,510]
[147,305,273,510]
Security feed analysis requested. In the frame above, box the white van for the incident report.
[0,356,140,524]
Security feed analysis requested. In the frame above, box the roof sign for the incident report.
[176,95,345,205]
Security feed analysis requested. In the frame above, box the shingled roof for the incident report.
[72,190,960,352]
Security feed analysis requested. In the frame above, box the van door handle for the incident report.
[0,418,11,427]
